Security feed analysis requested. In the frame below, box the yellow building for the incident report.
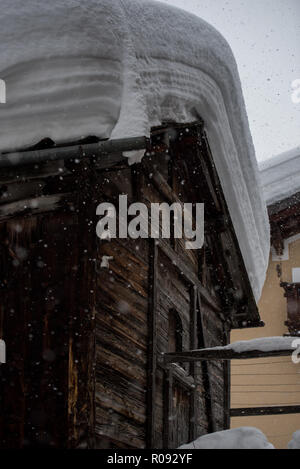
[231,148,300,449]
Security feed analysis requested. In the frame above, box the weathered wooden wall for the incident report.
[0,159,96,448]
[93,124,232,449]
[0,122,257,448]
[94,168,149,448]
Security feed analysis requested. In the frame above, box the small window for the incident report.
[168,309,183,353]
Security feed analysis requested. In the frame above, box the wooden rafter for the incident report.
[0,136,150,168]
[231,405,300,417]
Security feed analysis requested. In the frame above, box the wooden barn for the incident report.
[0,0,269,449]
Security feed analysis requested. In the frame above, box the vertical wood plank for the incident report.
[163,368,173,448]
[189,285,197,441]
[197,290,216,433]
[147,239,158,448]
[223,325,231,429]
[67,156,97,448]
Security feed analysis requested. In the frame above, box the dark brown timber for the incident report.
[231,405,300,417]
[163,348,294,363]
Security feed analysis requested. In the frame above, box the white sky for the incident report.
[159,0,300,162]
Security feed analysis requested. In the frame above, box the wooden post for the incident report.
[223,325,231,429]
[163,368,173,449]
[163,348,294,363]
[147,239,158,448]
[189,285,198,441]
[197,290,216,433]
[67,154,97,448]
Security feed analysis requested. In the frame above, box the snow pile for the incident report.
[259,147,300,205]
[0,0,269,301]
[288,431,300,449]
[216,336,297,354]
[179,427,274,449]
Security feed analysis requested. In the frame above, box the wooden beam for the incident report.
[268,191,300,217]
[231,405,300,417]
[163,348,294,363]
[197,290,216,433]
[68,155,97,448]
[196,129,260,329]
[0,137,149,168]
[146,239,158,448]
[189,286,197,441]
[0,193,74,222]
[223,327,231,429]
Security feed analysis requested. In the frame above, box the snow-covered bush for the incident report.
[179,427,274,449]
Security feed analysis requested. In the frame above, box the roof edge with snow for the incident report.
[259,147,300,206]
[0,0,270,301]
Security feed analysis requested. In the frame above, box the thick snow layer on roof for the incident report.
[179,427,274,449]
[211,336,297,353]
[260,147,300,205]
[0,0,269,301]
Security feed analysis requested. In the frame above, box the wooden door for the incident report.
[170,381,191,448]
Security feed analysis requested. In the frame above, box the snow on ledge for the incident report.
[0,0,269,301]
[211,336,297,354]
[179,427,274,449]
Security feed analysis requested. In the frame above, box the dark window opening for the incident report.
[168,308,183,353]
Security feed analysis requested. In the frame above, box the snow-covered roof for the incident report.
[259,147,300,206]
[0,0,269,301]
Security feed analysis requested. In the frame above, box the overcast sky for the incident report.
[160,0,300,162]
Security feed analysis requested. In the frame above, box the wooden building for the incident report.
[0,0,269,449]
[0,121,262,448]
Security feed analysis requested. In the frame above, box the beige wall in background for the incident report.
[231,237,300,449]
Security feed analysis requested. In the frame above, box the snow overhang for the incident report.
[163,336,298,363]
[0,0,270,302]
